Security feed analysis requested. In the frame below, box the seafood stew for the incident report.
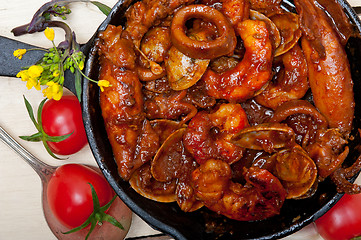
[83,0,361,239]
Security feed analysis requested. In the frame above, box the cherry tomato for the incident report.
[47,164,114,228]
[315,193,361,240]
[41,95,87,155]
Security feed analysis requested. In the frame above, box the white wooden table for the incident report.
[0,0,360,239]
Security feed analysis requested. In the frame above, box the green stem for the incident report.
[70,54,98,84]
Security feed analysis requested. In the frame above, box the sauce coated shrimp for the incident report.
[255,44,309,110]
[183,103,249,164]
[202,19,273,102]
[191,159,287,221]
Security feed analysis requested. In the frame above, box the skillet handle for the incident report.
[0,35,77,95]
[0,35,44,77]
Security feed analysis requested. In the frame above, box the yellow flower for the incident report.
[16,69,41,91]
[16,69,30,82]
[44,27,55,41]
[13,49,27,59]
[78,61,84,71]
[97,80,110,92]
[43,81,63,100]
[28,65,43,78]
[53,70,60,77]
[26,77,41,91]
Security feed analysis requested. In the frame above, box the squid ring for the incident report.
[171,4,236,59]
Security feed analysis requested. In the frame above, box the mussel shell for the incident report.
[129,164,177,203]
[231,123,295,152]
[271,12,302,57]
[250,9,282,50]
[166,46,210,90]
[151,128,188,182]
[272,145,318,199]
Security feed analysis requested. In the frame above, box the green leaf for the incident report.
[42,140,66,160]
[75,69,82,102]
[91,1,111,16]
[19,132,43,142]
[103,213,125,230]
[37,98,47,128]
[23,96,40,131]
[45,132,73,142]
[63,183,123,238]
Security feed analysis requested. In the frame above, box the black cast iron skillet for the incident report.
[1,0,361,239]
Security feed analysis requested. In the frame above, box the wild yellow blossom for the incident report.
[53,70,60,77]
[16,69,41,90]
[13,49,27,59]
[16,70,30,82]
[43,81,63,100]
[26,77,41,91]
[44,27,55,41]
[97,80,110,92]
[28,65,43,78]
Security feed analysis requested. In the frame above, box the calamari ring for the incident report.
[171,4,237,59]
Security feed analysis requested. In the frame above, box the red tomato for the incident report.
[47,164,114,228]
[41,95,87,155]
[315,193,361,240]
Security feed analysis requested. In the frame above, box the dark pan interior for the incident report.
[82,0,361,239]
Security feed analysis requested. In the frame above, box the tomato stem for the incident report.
[63,183,124,239]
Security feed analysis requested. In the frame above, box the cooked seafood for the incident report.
[97,0,361,222]
[295,0,355,134]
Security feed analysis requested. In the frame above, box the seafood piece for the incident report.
[241,99,274,125]
[271,145,317,199]
[140,26,172,63]
[152,128,195,182]
[97,25,136,69]
[150,119,185,144]
[255,44,308,110]
[270,12,302,57]
[144,89,197,123]
[306,129,349,179]
[184,80,216,109]
[129,163,177,202]
[125,0,196,46]
[219,0,250,26]
[270,100,328,146]
[143,77,172,94]
[331,154,361,194]
[170,4,237,59]
[98,58,160,180]
[231,123,295,153]
[191,159,286,221]
[165,46,210,90]
[295,0,355,134]
[98,25,160,180]
[136,27,171,81]
[183,103,249,164]
[250,9,281,50]
[151,128,202,211]
[248,0,283,16]
[202,19,273,102]
[176,181,204,212]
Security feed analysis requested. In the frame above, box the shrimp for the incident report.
[191,159,286,221]
[294,0,355,134]
[202,19,273,102]
[183,103,249,164]
[255,44,309,110]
